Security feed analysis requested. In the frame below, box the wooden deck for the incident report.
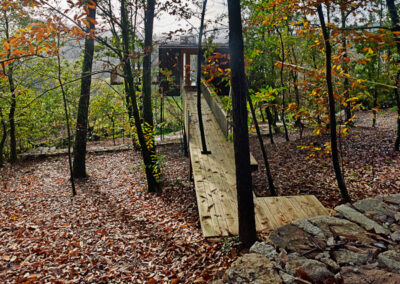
[183,90,329,237]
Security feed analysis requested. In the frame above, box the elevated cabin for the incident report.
[158,44,230,97]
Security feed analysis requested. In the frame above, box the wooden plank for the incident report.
[302,195,329,216]
[263,197,291,227]
[254,196,278,232]
[285,196,311,219]
[294,195,321,218]
[277,196,306,223]
[185,90,329,237]
[258,197,281,230]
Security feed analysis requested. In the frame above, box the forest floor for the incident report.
[0,144,233,283]
[252,109,400,207]
[0,110,399,282]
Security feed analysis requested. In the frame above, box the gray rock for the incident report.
[222,253,282,284]
[320,257,340,272]
[270,224,326,254]
[335,204,390,235]
[309,216,374,245]
[285,254,334,282]
[315,251,329,260]
[333,249,369,265]
[383,194,400,206]
[378,250,400,272]
[391,223,400,233]
[354,198,397,218]
[292,219,326,240]
[279,271,295,284]
[391,231,400,242]
[249,242,278,261]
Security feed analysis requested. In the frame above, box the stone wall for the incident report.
[215,194,400,283]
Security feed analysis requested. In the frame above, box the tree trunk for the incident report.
[7,65,16,163]
[340,9,352,123]
[121,0,159,192]
[72,0,97,178]
[385,0,400,151]
[265,107,275,144]
[317,4,351,203]
[57,35,76,196]
[247,87,276,196]
[143,0,155,128]
[4,13,17,163]
[0,106,6,166]
[197,0,211,154]
[227,0,257,248]
[277,28,289,141]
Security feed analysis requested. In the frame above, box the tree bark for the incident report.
[72,0,97,178]
[197,0,211,154]
[0,106,6,166]
[121,0,159,192]
[317,4,351,203]
[340,8,352,123]
[4,13,17,162]
[143,0,155,127]
[57,35,76,196]
[227,0,257,248]
[385,0,400,151]
[7,65,16,163]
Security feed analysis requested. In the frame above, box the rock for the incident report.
[221,253,282,284]
[279,271,295,284]
[383,194,400,206]
[320,257,340,272]
[309,216,374,245]
[315,251,329,260]
[269,224,326,255]
[353,198,397,218]
[334,204,390,235]
[341,265,400,284]
[395,213,400,222]
[249,242,278,261]
[378,250,400,272]
[292,219,326,240]
[327,236,335,246]
[391,223,400,233]
[391,231,400,242]
[333,249,368,265]
[285,253,334,283]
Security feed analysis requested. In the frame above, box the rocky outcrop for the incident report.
[215,194,400,283]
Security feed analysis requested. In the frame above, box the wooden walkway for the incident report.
[183,90,329,237]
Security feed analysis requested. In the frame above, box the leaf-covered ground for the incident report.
[1,110,399,282]
[251,110,400,207]
[0,144,233,283]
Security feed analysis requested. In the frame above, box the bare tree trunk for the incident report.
[385,0,400,151]
[121,0,159,192]
[247,86,276,196]
[57,35,76,196]
[197,0,211,154]
[317,4,351,203]
[143,0,155,127]
[227,0,257,248]
[265,107,275,144]
[7,65,16,163]
[276,28,289,141]
[3,13,17,162]
[0,106,6,166]
[72,0,97,178]
[340,8,352,123]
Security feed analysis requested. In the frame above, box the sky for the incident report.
[153,0,228,39]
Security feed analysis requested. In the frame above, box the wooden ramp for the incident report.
[183,90,329,237]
